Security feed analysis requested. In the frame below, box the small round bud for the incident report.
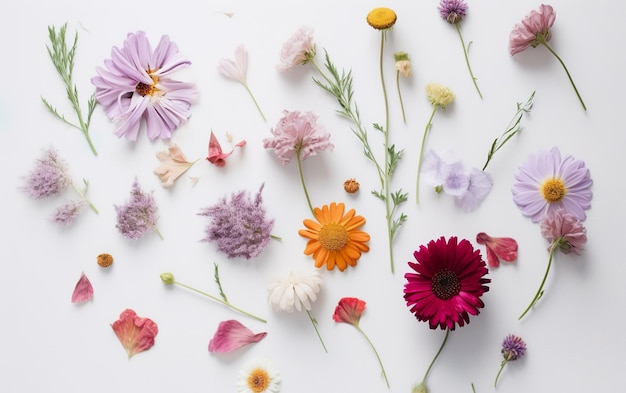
[160,272,175,285]
[344,178,360,193]
[97,253,114,268]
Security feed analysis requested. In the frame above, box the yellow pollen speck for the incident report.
[135,73,160,97]
[247,368,270,393]
[541,178,567,202]
[318,223,349,251]
[367,7,397,30]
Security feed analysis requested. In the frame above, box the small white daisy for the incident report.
[237,358,281,393]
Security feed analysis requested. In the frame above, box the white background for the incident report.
[0,1,623,392]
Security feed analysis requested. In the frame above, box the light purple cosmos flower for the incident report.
[438,0,468,24]
[512,147,592,223]
[276,27,316,72]
[540,208,587,255]
[263,110,333,165]
[115,178,161,240]
[92,31,198,141]
[50,200,85,226]
[22,147,69,199]
[455,168,493,212]
[198,184,274,259]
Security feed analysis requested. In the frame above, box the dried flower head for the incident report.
[114,178,161,240]
[276,26,316,72]
[425,83,455,108]
[22,147,69,199]
[50,200,85,226]
[438,0,468,24]
[97,253,114,268]
[343,178,360,193]
[367,7,397,30]
[394,52,412,78]
[198,184,274,259]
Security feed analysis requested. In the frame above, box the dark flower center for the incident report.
[431,270,461,300]
[135,74,160,97]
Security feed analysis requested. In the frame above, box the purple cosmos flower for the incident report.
[438,0,468,24]
[540,208,587,255]
[92,31,198,141]
[115,178,161,240]
[50,200,85,226]
[276,27,316,72]
[198,184,274,259]
[22,147,69,199]
[263,110,333,165]
[454,168,493,212]
[512,147,592,223]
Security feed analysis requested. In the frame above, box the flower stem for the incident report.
[243,83,267,122]
[70,181,98,214]
[455,23,482,99]
[539,39,586,111]
[356,325,389,388]
[416,106,438,204]
[296,149,315,216]
[173,280,267,323]
[494,359,508,387]
[154,227,164,241]
[379,31,390,133]
[420,328,450,385]
[518,241,559,320]
[396,71,407,123]
[306,310,328,353]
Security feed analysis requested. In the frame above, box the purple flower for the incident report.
[501,334,527,361]
[50,200,85,226]
[115,178,161,240]
[92,31,198,141]
[438,0,468,24]
[540,208,587,255]
[22,147,69,199]
[512,147,592,223]
[263,110,333,165]
[454,168,493,212]
[198,184,274,259]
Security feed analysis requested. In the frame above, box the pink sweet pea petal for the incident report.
[206,131,246,167]
[476,232,518,268]
[332,297,366,326]
[111,309,159,358]
[71,272,94,303]
[208,320,267,353]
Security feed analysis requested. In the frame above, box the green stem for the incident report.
[455,23,482,99]
[396,71,407,123]
[243,83,267,122]
[420,328,450,385]
[518,241,559,320]
[539,39,586,110]
[306,310,328,353]
[416,106,438,204]
[494,359,508,387]
[69,182,98,214]
[154,227,164,241]
[296,149,315,216]
[174,280,267,323]
[356,325,390,388]
[379,31,390,133]
[310,58,336,89]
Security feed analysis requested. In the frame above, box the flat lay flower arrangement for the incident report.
[4,1,618,392]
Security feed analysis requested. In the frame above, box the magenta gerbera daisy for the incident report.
[92,31,198,141]
[404,236,490,330]
[512,146,592,223]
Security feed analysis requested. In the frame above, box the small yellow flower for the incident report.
[343,178,360,193]
[426,83,455,108]
[97,253,114,268]
[367,7,397,30]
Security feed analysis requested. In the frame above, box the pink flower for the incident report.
[509,4,555,55]
[153,143,197,188]
[332,297,366,327]
[218,44,248,83]
[208,320,267,353]
[71,272,94,303]
[276,27,316,72]
[540,208,587,255]
[111,309,158,358]
[206,131,246,167]
[476,232,518,268]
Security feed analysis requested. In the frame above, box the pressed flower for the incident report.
[343,178,360,193]
[512,146,592,223]
[206,131,246,167]
[519,209,587,320]
[208,320,267,353]
[333,297,389,387]
[276,26,316,72]
[97,253,114,268]
[268,270,327,352]
[366,7,397,30]
[154,143,199,188]
[237,358,281,393]
[198,184,274,259]
[111,309,158,358]
[50,200,85,226]
[218,45,266,121]
[114,178,162,240]
[494,335,527,387]
[476,232,518,268]
[394,51,411,123]
[510,5,586,110]
[71,272,94,303]
[92,31,198,141]
[454,168,493,212]
[298,202,370,272]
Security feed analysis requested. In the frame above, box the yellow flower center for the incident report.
[136,73,160,97]
[247,368,270,393]
[318,223,349,251]
[541,178,567,203]
[367,7,397,30]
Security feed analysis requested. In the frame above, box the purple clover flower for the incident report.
[22,147,69,199]
[501,334,527,361]
[115,178,161,240]
[50,200,85,226]
[438,0,468,24]
[198,184,274,259]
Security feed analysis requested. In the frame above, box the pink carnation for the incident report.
[540,208,587,255]
[509,4,556,55]
[276,27,316,72]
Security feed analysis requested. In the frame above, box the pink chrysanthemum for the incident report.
[509,4,555,56]
[512,147,592,223]
[540,208,587,255]
[404,236,490,330]
[92,31,198,141]
[276,27,316,72]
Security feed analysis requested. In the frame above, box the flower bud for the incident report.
[160,272,175,285]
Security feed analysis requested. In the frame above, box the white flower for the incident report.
[237,358,281,393]
[268,270,322,312]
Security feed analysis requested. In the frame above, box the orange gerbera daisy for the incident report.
[298,202,370,271]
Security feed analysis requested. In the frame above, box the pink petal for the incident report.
[208,320,267,353]
[206,131,246,167]
[71,272,94,303]
[476,232,518,268]
[332,297,366,326]
[111,309,159,358]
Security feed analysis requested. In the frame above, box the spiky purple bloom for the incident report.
[115,179,160,240]
[22,148,69,199]
[198,184,274,259]
[438,0,468,24]
[501,334,526,361]
[455,168,493,212]
[512,147,592,223]
[92,31,198,141]
[50,200,85,226]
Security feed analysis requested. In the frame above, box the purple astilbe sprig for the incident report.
[198,184,275,259]
[22,147,70,199]
[50,200,85,226]
[115,178,162,240]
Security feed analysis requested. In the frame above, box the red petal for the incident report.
[332,297,366,326]
[208,320,267,353]
[111,309,159,358]
[71,272,94,303]
[206,131,245,167]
